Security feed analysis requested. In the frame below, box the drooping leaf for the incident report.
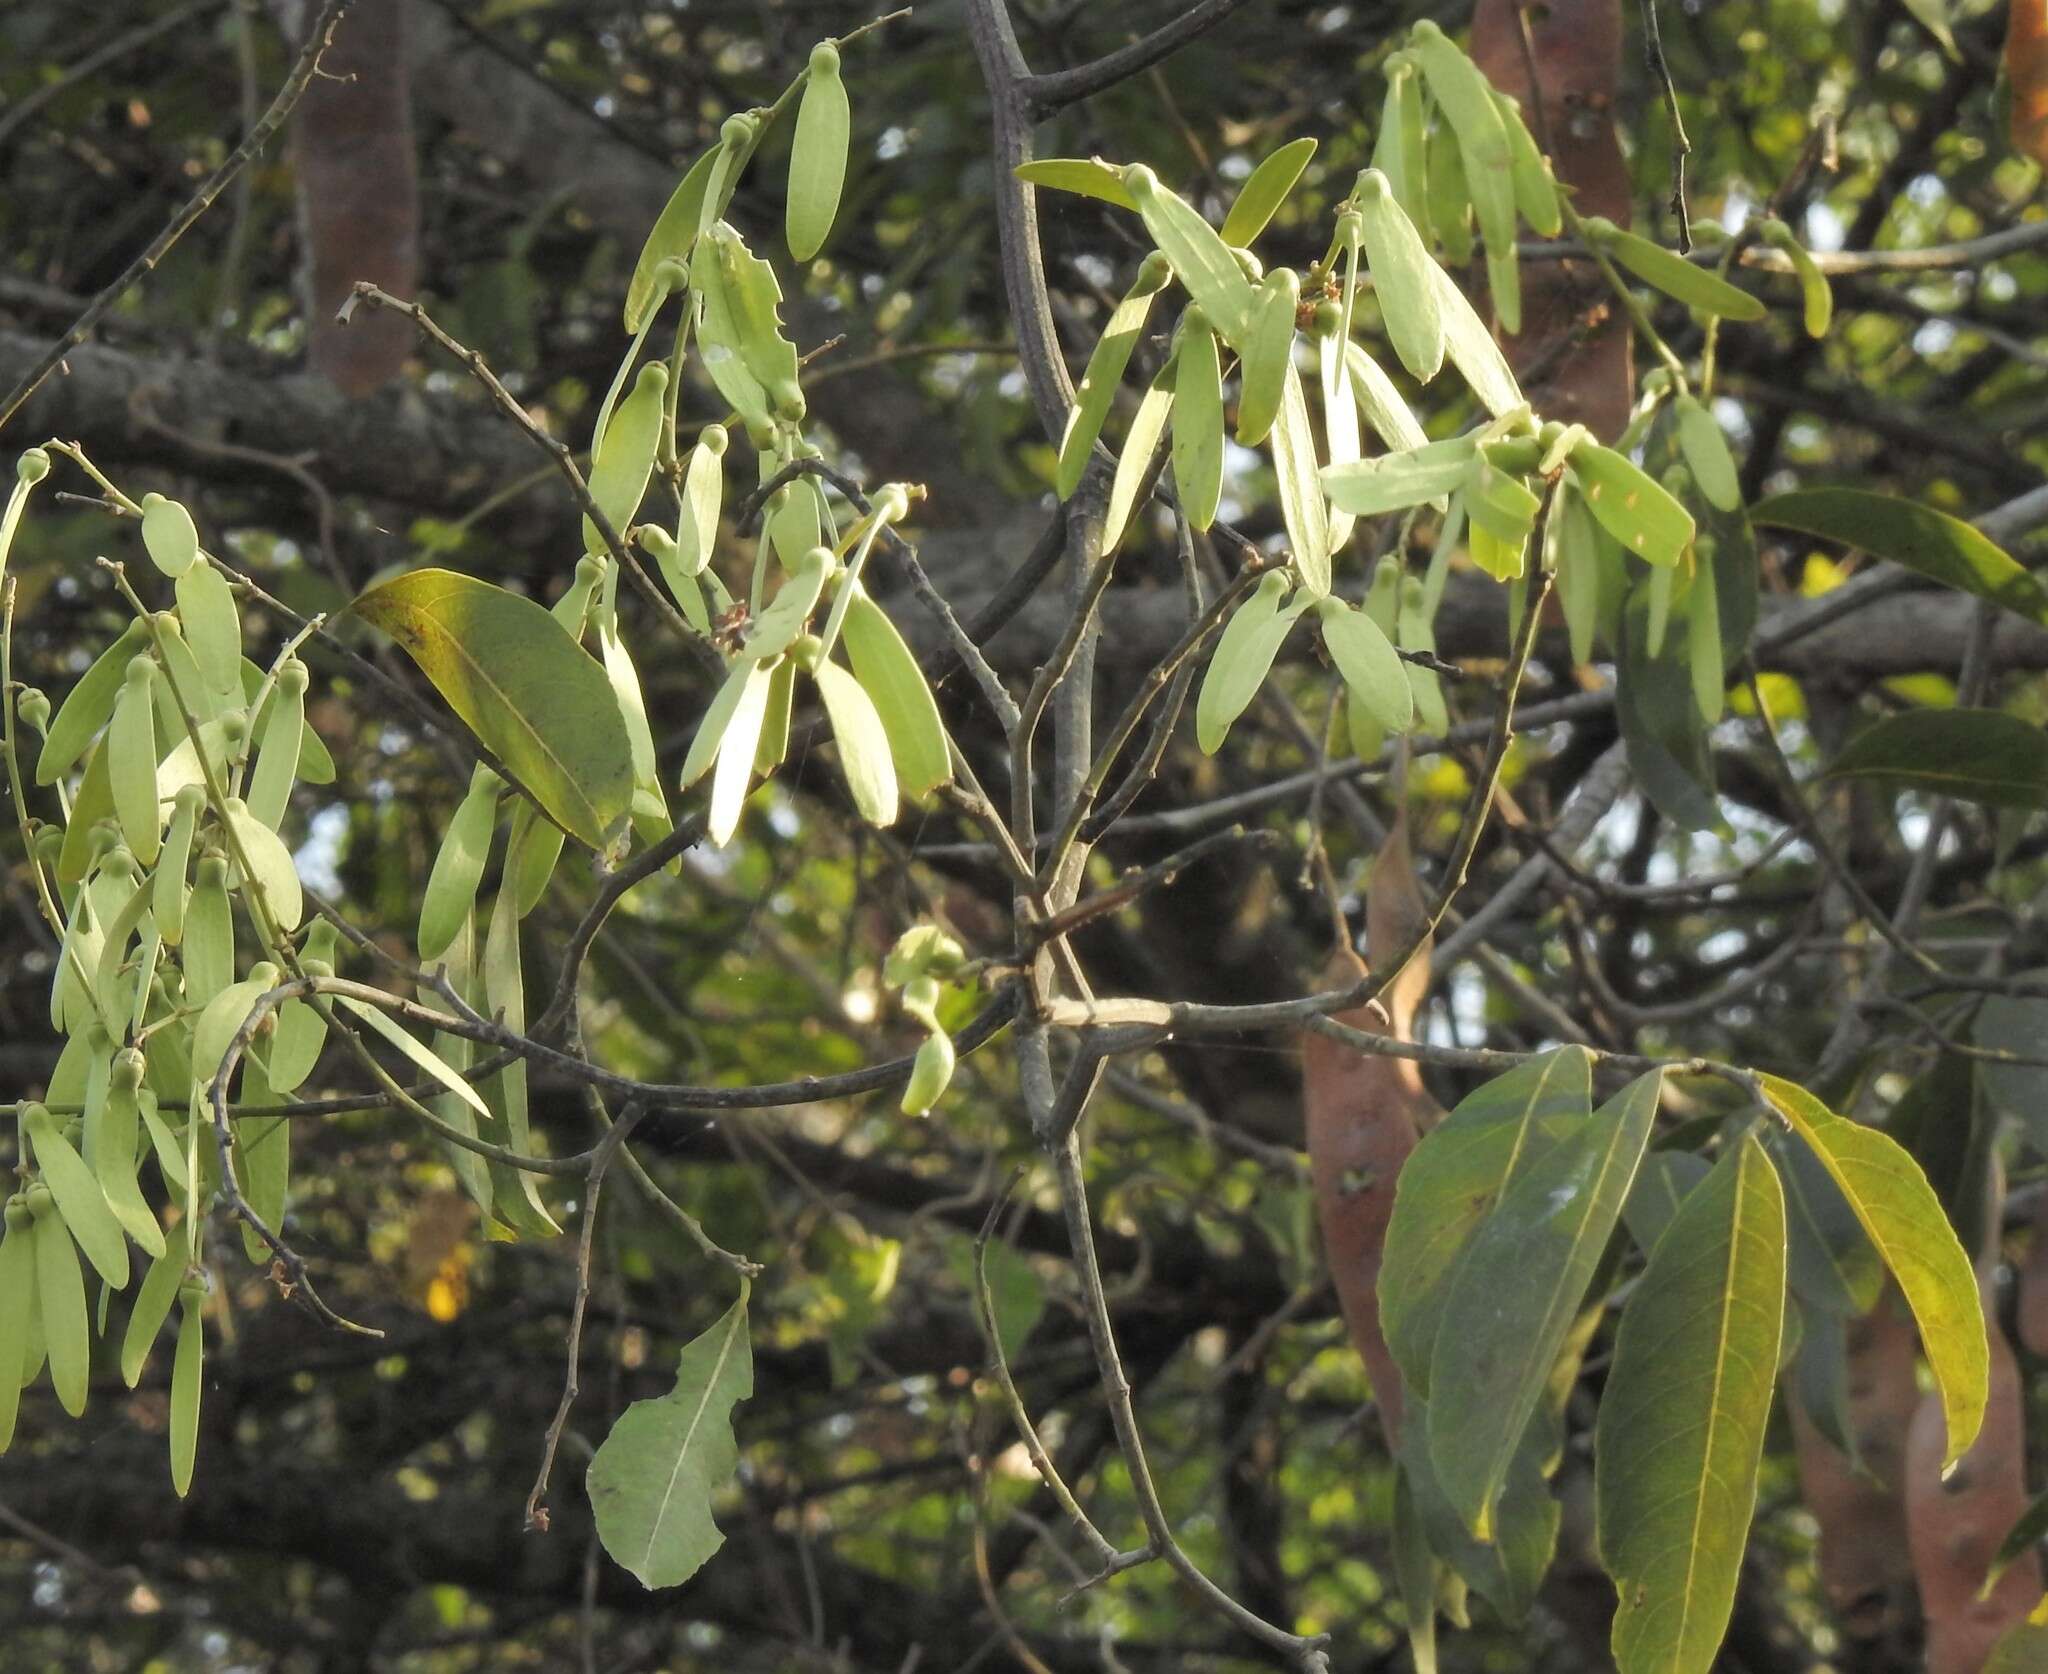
[1344,342,1430,453]
[1380,1047,1594,1396]
[169,1291,203,1497]
[37,620,147,786]
[1196,574,1294,754]
[707,661,774,847]
[31,1207,89,1417]
[589,1290,753,1589]
[1823,710,2048,812]
[23,1103,130,1289]
[352,569,635,849]
[1617,588,1719,832]
[1597,1136,1786,1674]
[1766,1128,1882,1319]
[1103,364,1175,556]
[1317,599,1413,734]
[583,362,669,556]
[1758,1075,1987,1471]
[1620,1148,1712,1256]
[337,997,492,1120]
[1172,313,1224,531]
[1355,169,1444,382]
[1571,442,1694,567]
[419,766,502,963]
[1233,267,1299,447]
[1429,1070,1661,1538]
[1324,436,1476,517]
[625,146,720,334]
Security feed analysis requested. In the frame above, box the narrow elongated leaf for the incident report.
[1324,436,1476,517]
[108,663,161,865]
[1758,1075,1987,1470]
[1430,1070,1662,1539]
[1013,158,1137,211]
[1597,1137,1786,1674]
[589,1291,753,1588]
[583,362,668,556]
[841,587,950,799]
[1586,218,1765,321]
[1272,363,1330,596]
[170,1292,203,1496]
[1219,137,1317,247]
[1234,268,1298,446]
[786,43,849,261]
[338,997,491,1119]
[1055,256,1170,499]
[1124,165,1255,344]
[419,767,501,962]
[175,562,242,701]
[1410,20,1518,329]
[353,569,634,849]
[32,1208,89,1417]
[0,1203,35,1450]
[1402,1392,1561,1624]
[1621,1149,1713,1256]
[1752,490,2048,627]
[1380,1048,1594,1394]
[1196,575,1292,753]
[1823,710,2048,811]
[1617,590,1718,831]
[1675,396,1741,513]
[814,659,898,827]
[1495,91,1561,237]
[225,801,303,932]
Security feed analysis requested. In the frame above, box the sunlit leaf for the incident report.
[1758,1075,1987,1471]
[1597,1136,1786,1674]
[589,1290,753,1588]
[1219,136,1317,247]
[787,42,849,261]
[353,568,634,849]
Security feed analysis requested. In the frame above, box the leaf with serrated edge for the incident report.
[1758,1075,1986,1469]
[589,1290,753,1588]
[1429,1069,1661,1539]
[1597,1136,1785,1674]
[353,569,634,849]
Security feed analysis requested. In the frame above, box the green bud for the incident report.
[16,449,50,485]
[900,1031,956,1117]
[16,686,49,733]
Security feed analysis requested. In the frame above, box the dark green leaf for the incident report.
[352,569,635,849]
[1825,709,2048,811]
[1751,489,2048,627]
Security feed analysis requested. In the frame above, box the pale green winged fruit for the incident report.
[1761,216,1833,338]
[901,1031,956,1117]
[170,1280,205,1497]
[0,1196,34,1451]
[1354,169,1444,382]
[583,362,669,556]
[1197,572,1300,753]
[841,586,951,800]
[1056,252,1171,500]
[28,1184,90,1418]
[1674,395,1741,513]
[108,657,161,866]
[1235,268,1300,447]
[787,42,849,262]
[1172,308,1224,531]
[1121,163,1255,345]
[1569,438,1695,568]
[140,493,201,578]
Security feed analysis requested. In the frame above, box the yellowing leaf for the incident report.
[353,569,634,850]
[1758,1075,1986,1471]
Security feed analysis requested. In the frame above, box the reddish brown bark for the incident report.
[1789,1291,1921,1639]
[1303,812,1437,1444]
[1906,1276,2040,1674]
[2011,0,2048,167]
[280,0,418,396]
[1469,0,1633,439]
